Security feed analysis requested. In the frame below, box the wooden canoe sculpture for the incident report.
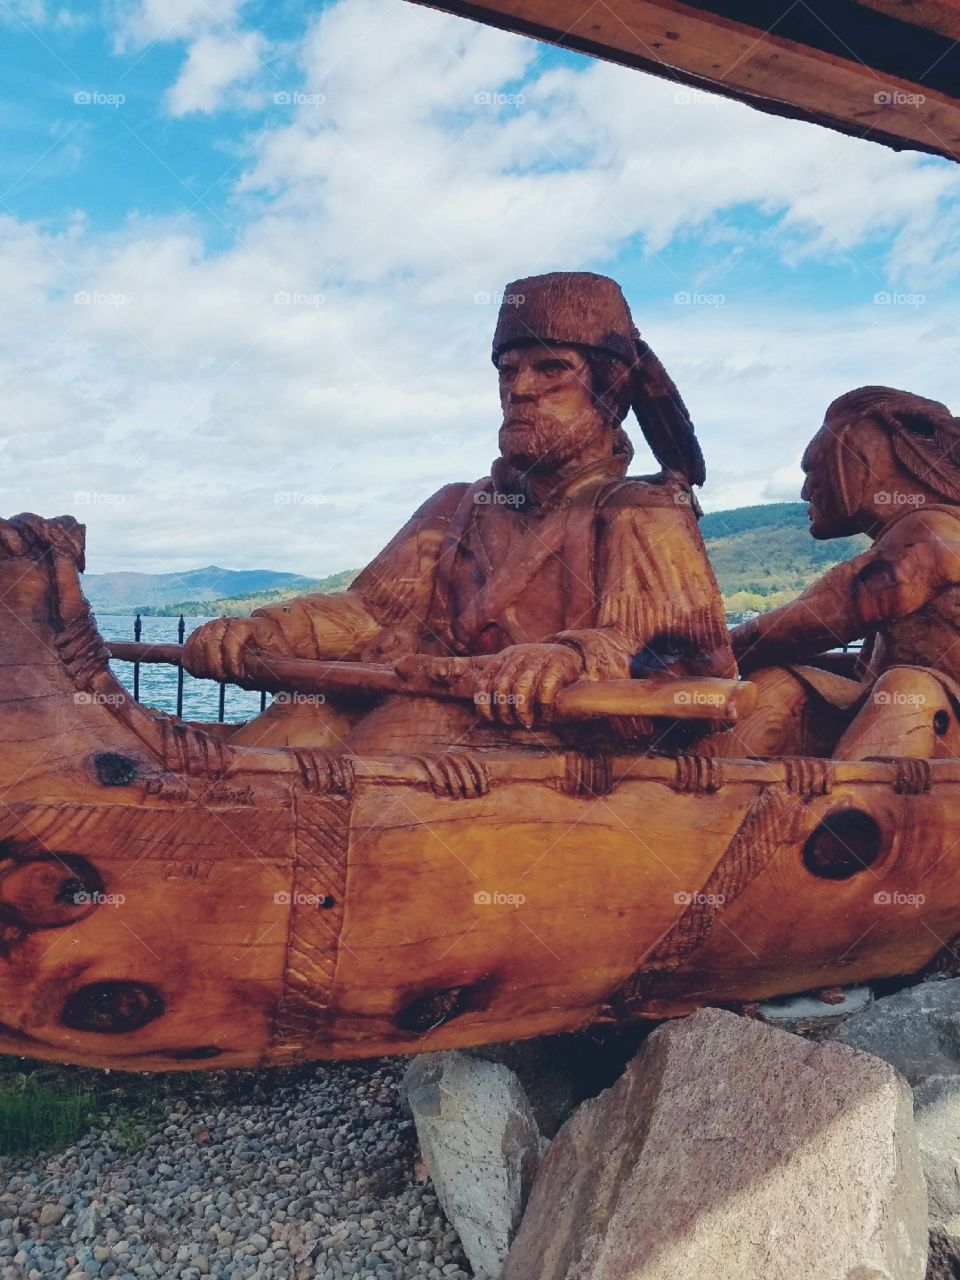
[4,275,960,1073]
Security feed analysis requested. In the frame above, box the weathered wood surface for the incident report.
[406,0,960,161]
[5,277,960,1072]
[1,513,958,1071]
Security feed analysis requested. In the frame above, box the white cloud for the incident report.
[115,0,266,116]
[166,29,267,116]
[114,0,248,49]
[2,0,960,577]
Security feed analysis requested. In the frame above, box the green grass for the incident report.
[0,1068,102,1157]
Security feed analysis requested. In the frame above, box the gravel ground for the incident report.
[0,1059,471,1280]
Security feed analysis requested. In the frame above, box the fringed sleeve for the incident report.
[253,484,469,661]
[553,494,735,681]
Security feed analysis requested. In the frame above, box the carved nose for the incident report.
[510,369,539,398]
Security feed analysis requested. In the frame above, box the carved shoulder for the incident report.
[410,481,474,523]
[597,475,695,514]
[875,507,960,584]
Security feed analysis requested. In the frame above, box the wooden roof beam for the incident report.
[405,0,960,161]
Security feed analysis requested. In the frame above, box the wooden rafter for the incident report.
[405,0,960,160]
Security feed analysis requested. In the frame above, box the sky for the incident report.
[1,0,959,577]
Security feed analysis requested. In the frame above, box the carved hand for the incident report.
[181,616,291,685]
[474,643,584,728]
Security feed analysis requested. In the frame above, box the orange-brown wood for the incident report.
[4,280,960,1073]
[406,0,960,160]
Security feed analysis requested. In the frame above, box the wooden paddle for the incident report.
[107,642,757,722]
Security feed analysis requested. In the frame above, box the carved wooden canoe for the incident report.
[2,513,957,1071]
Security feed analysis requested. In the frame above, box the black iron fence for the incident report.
[128,613,268,723]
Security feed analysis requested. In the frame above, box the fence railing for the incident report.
[125,613,268,723]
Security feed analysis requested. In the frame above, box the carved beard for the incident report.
[498,409,604,470]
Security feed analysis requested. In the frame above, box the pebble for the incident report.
[0,1062,470,1279]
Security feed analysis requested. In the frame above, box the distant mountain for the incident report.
[82,566,322,613]
[127,570,358,618]
[701,502,868,615]
[83,502,868,619]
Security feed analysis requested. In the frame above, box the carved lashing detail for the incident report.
[784,756,834,799]
[672,754,724,794]
[562,752,613,798]
[154,717,230,778]
[895,758,932,796]
[272,793,351,1058]
[54,610,112,688]
[411,750,489,799]
[606,786,799,1015]
[293,749,356,795]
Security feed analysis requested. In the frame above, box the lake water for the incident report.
[98,614,267,725]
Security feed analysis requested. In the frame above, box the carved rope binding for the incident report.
[562,752,613,797]
[672,754,724,794]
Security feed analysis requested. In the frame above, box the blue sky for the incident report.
[1,0,959,576]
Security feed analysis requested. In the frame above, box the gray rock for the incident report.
[834,978,960,1084]
[911,1074,960,1280]
[502,1006,928,1280]
[38,1205,67,1228]
[403,1051,541,1279]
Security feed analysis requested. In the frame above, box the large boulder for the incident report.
[834,978,960,1085]
[831,979,960,1280]
[402,1050,541,1279]
[502,1006,927,1280]
[910,1074,960,1280]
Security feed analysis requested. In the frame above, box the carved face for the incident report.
[497,344,606,470]
[800,422,855,539]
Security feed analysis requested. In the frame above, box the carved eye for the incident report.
[0,855,105,928]
[62,981,163,1034]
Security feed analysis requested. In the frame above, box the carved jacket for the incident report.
[254,454,735,684]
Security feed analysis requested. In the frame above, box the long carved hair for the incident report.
[584,349,635,465]
[824,385,960,513]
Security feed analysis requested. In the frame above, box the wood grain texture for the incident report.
[406,0,960,159]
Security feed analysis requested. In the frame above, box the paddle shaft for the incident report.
[107,641,756,722]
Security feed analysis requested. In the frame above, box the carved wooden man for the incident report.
[717,386,960,760]
[183,272,734,750]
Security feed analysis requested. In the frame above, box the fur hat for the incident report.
[491,271,706,486]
